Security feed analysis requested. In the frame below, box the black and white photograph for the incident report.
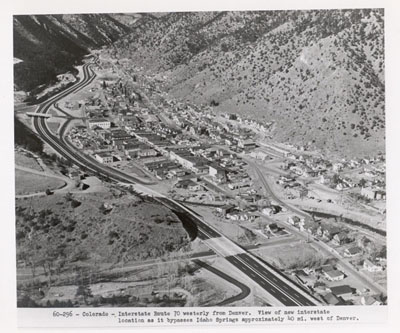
[12,7,388,311]
[4,0,400,330]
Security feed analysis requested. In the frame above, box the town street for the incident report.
[30,58,320,307]
[248,160,386,296]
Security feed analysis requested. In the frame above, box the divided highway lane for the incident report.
[235,253,316,305]
[158,197,319,306]
[34,63,156,186]
[35,62,91,115]
[32,59,319,306]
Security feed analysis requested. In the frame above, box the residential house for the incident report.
[226,211,253,221]
[294,270,315,287]
[175,179,201,191]
[329,285,353,299]
[323,292,343,306]
[332,231,349,246]
[261,207,274,216]
[363,259,383,272]
[322,266,345,281]
[322,226,342,240]
[332,163,344,172]
[288,215,302,227]
[305,225,318,235]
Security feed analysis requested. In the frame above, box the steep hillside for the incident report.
[13,14,132,92]
[113,9,384,158]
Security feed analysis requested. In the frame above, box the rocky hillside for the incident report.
[113,9,385,158]
[13,14,132,92]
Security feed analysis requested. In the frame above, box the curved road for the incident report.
[192,259,251,306]
[31,58,319,307]
[249,161,386,295]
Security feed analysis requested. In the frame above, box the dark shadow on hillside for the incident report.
[172,210,199,241]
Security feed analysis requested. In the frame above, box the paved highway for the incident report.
[32,58,319,306]
[156,197,319,306]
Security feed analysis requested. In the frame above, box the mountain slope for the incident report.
[13,14,132,92]
[112,9,384,158]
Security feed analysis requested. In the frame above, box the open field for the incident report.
[252,242,328,271]
[46,121,61,135]
[15,169,65,195]
[15,151,42,171]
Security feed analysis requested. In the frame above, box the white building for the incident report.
[250,151,269,161]
[88,118,111,130]
[95,152,113,164]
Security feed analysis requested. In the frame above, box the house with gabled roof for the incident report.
[333,231,349,246]
[322,266,345,281]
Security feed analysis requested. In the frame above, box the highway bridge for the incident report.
[26,112,50,118]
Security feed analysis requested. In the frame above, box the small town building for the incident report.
[175,179,201,191]
[209,164,227,183]
[288,215,302,227]
[94,152,113,164]
[322,266,345,282]
[250,151,269,161]
[238,139,256,151]
[216,204,236,216]
[332,231,349,246]
[67,170,80,180]
[329,285,353,298]
[323,292,343,306]
[321,226,342,240]
[363,259,383,272]
[361,187,386,200]
[88,118,111,130]
[138,148,158,158]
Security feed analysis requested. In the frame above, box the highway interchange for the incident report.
[31,58,320,307]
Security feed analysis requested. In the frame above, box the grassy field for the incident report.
[253,242,327,271]
[15,169,65,195]
[46,121,61,135]
[15,151,42,171]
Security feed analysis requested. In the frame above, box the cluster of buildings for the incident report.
[64,74,263,195]
[276,148,386,203]
[294,263,384,306]
[288,215,354,246]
